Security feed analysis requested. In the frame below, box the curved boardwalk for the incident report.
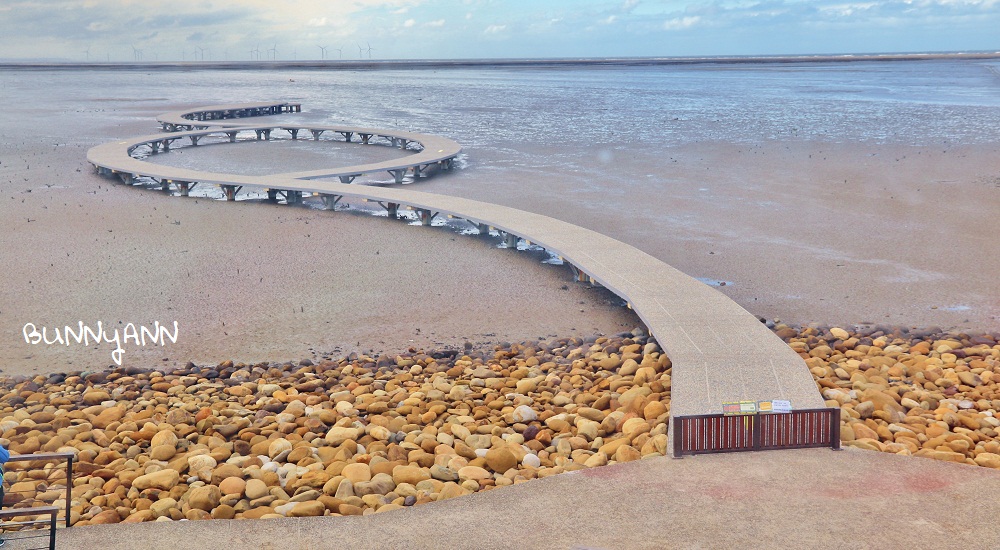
[87,102,827,456]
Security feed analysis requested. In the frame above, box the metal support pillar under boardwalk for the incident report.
[221,185,240,201]
[418,209,435,226]
[321,195,342,210]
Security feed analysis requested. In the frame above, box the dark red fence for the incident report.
[673,408,840,457]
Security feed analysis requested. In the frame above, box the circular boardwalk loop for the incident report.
[87,102,829,457]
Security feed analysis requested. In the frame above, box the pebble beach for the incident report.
[784,324,1000,467]
[1,331,670,523]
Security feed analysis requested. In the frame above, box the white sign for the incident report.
[772,399,792,413]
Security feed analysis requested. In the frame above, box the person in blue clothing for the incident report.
[0,442,7,547]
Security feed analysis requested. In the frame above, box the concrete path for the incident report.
[86,103,825,442]
[50,448,1000,549]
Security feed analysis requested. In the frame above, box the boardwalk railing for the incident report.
[160,102,302,130]
[673,408,841,457]
[0,506,59,550]
[3,452,75,528]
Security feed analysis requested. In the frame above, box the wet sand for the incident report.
[0,105,638,375]
[419,139,1000,331]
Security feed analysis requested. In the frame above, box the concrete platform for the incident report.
[52,448,1000,549]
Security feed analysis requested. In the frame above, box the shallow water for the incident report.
[5,57,1000,151]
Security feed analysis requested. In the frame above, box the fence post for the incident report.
[830,408,842,450]
[49,509,57,550]
[65,454,74,527]
[752,413,762,451]
[673,418,683,458]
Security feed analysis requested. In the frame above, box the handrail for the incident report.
[5,451,74,528]
[156,101,299,129]
[0,506,60,550]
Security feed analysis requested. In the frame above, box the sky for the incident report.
[0,0,997,62]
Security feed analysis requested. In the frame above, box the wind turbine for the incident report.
[83,46,90,61]
[196,46,206,61]
[334,47,343,59]
[317,45,327,60]
[366,42,374,59]
[358,43,364,59]
[268,43,277,60]
[131,45,142,62]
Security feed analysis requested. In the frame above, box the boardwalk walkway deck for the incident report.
[86,102,827,456]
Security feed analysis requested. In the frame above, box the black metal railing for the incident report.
[3,452,75,528]
[0,506,60,549]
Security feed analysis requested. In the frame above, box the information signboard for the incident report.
[722,401,757,416]
[772,399,792,413]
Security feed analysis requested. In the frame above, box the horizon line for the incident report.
[3,50,1000,71]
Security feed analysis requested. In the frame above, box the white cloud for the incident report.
[818,2,876,17]
[601,15,618,24]
[306,17,327,27]
[484,24,506,34]
[426,19,446,27]
[403,18,416,27]
[663,16,700,30]
[392,8,409,15]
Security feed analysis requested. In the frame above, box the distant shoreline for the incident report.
[4,51,1000,71]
